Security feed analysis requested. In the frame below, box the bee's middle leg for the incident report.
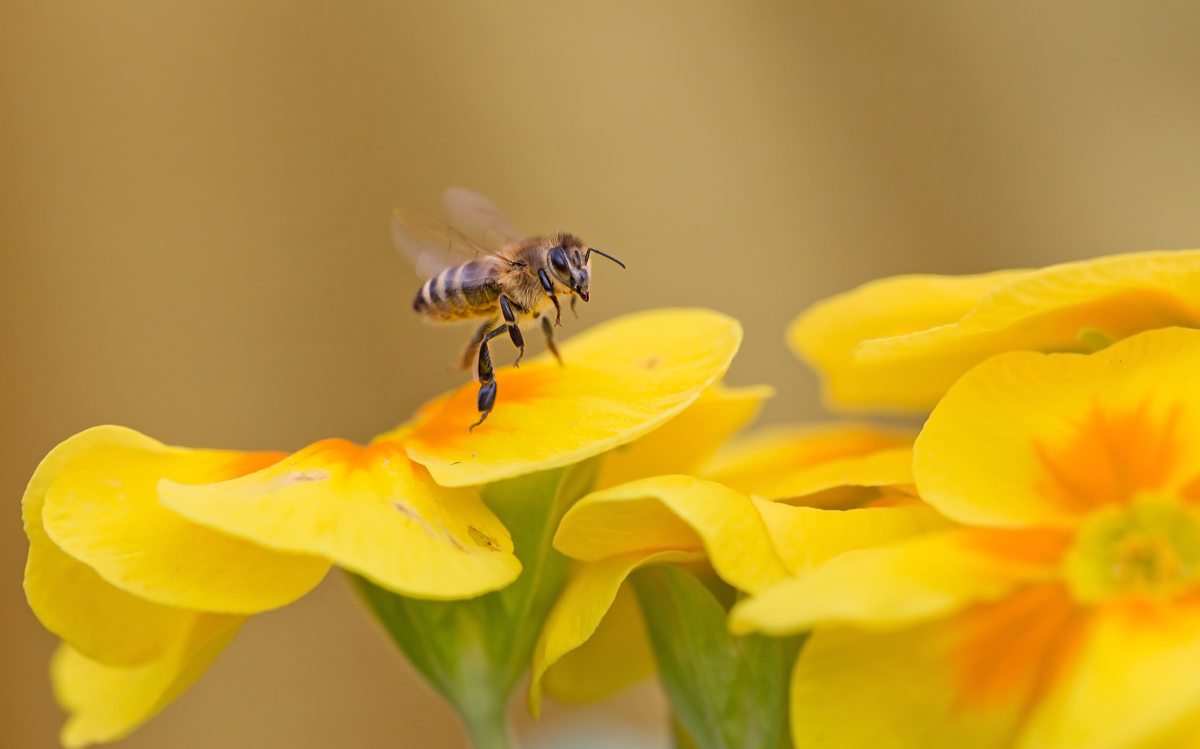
[471,325,510,431]
[498,296,525,367]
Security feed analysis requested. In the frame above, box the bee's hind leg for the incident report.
[457,316,499,371]
[498,296,525,367]
[541,315,563,366]
[471,325,510,431]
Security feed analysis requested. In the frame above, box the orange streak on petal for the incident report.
[1034,401,1182,516]
[949,583,1088,714]
[208,451,289,481]
[961,528,1073,568]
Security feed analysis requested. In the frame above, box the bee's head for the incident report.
[547,234,624,302]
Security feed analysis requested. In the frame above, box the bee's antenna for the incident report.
[585,248,626,269]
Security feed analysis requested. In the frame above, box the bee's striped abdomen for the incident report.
[413,260,501,321]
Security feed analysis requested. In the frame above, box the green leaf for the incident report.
[631,565,803,749]
[351,458,599,749]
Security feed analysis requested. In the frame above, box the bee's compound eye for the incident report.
[549,247,570,276]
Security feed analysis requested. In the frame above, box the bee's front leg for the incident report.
[541,315,563,366]
[498,296,525,367]
[538,269,562,326]
[570,294,578,319]
[471,325,509,431]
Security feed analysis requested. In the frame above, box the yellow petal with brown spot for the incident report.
[161,439,520,600]
[39,428,329,614]
[388,308,743,487]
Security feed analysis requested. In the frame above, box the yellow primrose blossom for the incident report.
[790,249,1200,411]
[734,326,1200,749]
[25,426,516,747]
[26,307,745,746]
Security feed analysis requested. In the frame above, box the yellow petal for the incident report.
[1021,600,1200,749]
[915,327,1200,529]
[161,439,521,600]
[53,613,244,748]
[529,550,698,717]
[39,427,330,614]
[594,380,773,491]
[793,250,1200,411]
[751,496,952,576]
[555,475,789,594]
[701,424,913,505]
[23,427,247,665]
[541,580,657,706]
[789,270,1028,410]
[789,584,1080,749]
[730,528,1070,635]
[390,308,743,487]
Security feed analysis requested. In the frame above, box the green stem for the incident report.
[353,460,600,749]
[460,703,512,749]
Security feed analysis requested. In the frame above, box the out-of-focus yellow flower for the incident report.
[388,308,745,487]
[26,307,747,746]
[790,250,1200,411]
[734,327,1200,749]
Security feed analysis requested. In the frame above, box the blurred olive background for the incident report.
[5,1,1200,747]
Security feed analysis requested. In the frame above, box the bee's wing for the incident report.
[442,187,524,252]
[391,208,513,280]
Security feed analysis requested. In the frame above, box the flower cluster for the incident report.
[22,250,1200,749]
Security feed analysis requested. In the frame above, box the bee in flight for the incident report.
[392,188,625,430]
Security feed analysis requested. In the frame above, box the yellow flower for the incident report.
[734,326,1200,749]
[25,307,744,746]
[789,249,1200,411]
[386,307,745,487]
[529,424,944,715]
[25,427,513,747]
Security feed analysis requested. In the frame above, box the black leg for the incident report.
[542,315,563,366]
[471,325,510,431]
[457,316,498,371]
[539,269,562,325]
[570,294,578,318]
[499,296,525,367]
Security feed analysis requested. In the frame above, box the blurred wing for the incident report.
[391,208,512,280]
[442,187,524,252]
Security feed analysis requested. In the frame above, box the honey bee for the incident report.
[392,188,625,429]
